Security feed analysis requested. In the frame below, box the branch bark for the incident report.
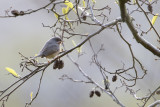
[118,0,160,57]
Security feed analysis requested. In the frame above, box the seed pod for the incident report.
[11,10,19,16]
[89,91,94,98]
[148,4,153,13]
[81,12,87,21]
[95,90,101,97]
[58,60,64,69]
[53,64,57,69]
[53,60,59,69]
[112,75,117,82]
[82,15,86,21]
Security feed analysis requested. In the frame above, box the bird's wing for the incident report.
[39,43,59,58]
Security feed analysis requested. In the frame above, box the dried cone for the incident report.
[53,60,64,69]
[148,4,153,13]
[112,75,117,82]
[58,60,64,69]
[95,90,101,97]
[53,60,59,69]
[89,91,94,98]
[82,15,87,21]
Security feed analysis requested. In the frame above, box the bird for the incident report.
[34,37,62,59]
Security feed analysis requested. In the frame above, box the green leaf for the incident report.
[92,0,96,4]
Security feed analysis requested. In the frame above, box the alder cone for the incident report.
[95,90,101,97]
[89,91,94,98]
[112,75,117,82]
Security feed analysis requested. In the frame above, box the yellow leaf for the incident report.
[103,78,110,84]
[151,13,158,25]
[72,40,76,47]
[82,0,85,7]
[62,8,69,19]
[133,0,136,4]
[54,12,59,20]
[72,40,82,53]
[115,0,119,5]
[92,0,96,4]
[149,0,152,2]
[62,8,71,26]
[64,1,76,13]
[5,67,20,78]
[30,92,33,101]
[62,8,67,15]
[65,16,69,20]
[35,54,38,57]
[34,54,38,62]
[66,6,70,14]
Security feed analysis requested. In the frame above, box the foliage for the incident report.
[0,0,160,107]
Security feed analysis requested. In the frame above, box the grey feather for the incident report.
[35,37,62,59]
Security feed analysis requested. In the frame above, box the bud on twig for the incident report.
[11,10,19,16]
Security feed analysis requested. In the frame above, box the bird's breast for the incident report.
[46,51,59,59]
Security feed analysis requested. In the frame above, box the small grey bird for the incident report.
[35,37,62,59]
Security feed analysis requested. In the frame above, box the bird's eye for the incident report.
[57,39,61,41]
[54,37,62,42]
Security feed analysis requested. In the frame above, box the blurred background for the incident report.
[0,0,160,107]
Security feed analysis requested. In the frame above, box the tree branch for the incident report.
[118,0,160,57]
